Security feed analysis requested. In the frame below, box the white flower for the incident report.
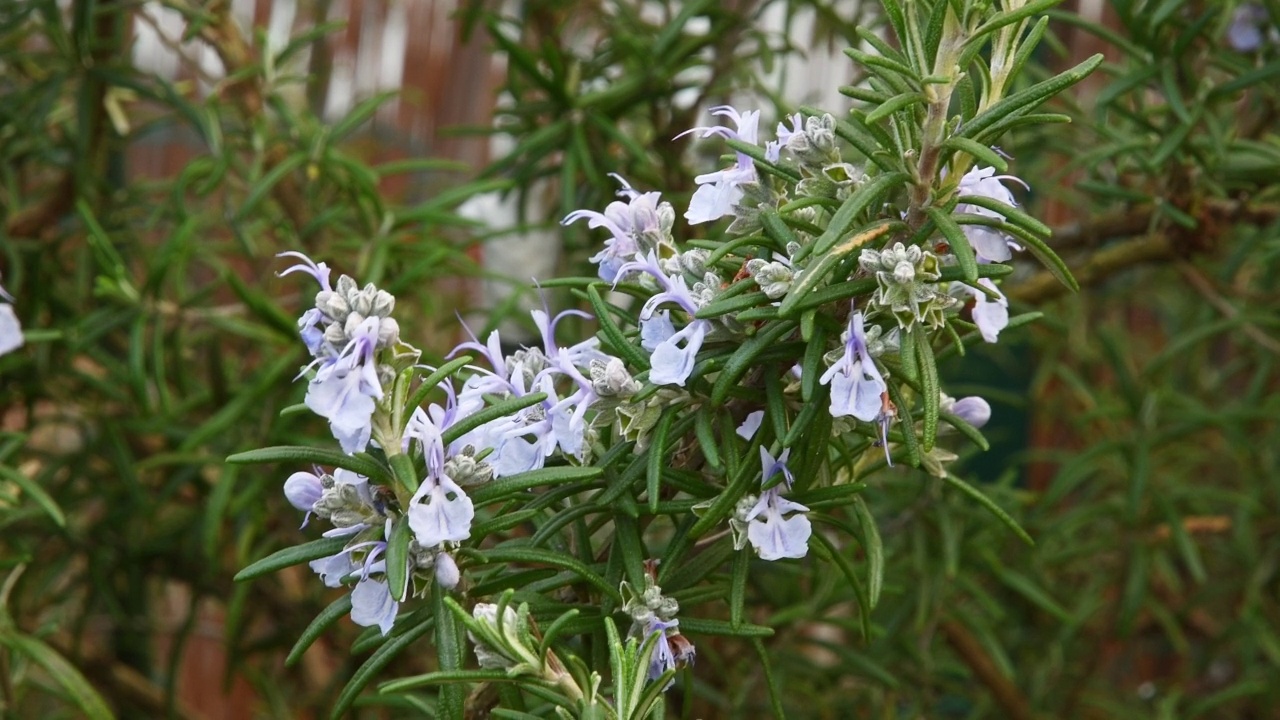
[971,280,1009,343]
[819,311,887,422]
[736,411,764,440]
[745,447,810,560]
[350,573,398,636]
[680,106,763,225]
[745,489,812,561]
[408,475,475,548]
[955,166,1028,263]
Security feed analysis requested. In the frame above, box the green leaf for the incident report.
[386,515,412,602]
[996,220,1079,292]
[330,90,398,142]
[648,408,678,513]
[969,0,1062,39]
[433,583,466,720]
[711,321,798,405]
[914,330,940,452]
[0,632,115,719]
[957,194,1051,236]
[851,496,884,608]
[960,54,1102,143]
[729,549,749,628]
[885,381,922,467]
[781,220,903,317]
[235,536,349,582]
[679,617,774,638]
[0,465,66,528]
[942,136,1008,174]
[940,411,990,451]
[226,446,390,481]
[865,92,924,124]
[810,533,871,640]
[694,406,722,470]
[944,474,1034,546]
[380,670,516,694]
[927,208,978,283]
[286,594,353,667]
[695,290,771,320]
[801,172,909,260]
[332,611,436,719]
[470,466,603,504]
[751,637,787,719]
[441,393,548,446]
[471,547,620,601]
[237,153,307,221]
[406,355,474,415]
[588,284,649,370]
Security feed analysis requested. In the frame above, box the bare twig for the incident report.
[1011,198,1280,302]
[175,0,310,234]
[939,618,1037,720]
[1010,232,1177,303]
[1176,261,1280,355]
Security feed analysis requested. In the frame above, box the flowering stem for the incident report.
[907,8,964,229]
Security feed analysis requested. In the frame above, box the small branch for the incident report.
[1011,198,1280,303]
[4,174,76,239]
[181,0,309,234]
[1010,232,1176,303]
[939,619,1036,720]
[1176,261,1280,355]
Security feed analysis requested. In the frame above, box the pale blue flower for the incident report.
[298,308,326,355]
[644,618,679,680]
[679,106,762,224]
[305,316,384,453]
[615,251,711,386]
[775,113,804,146]
[434,551,461,590]
[0,303,22,358]
[277,251,333,292]
[745,490,812,561]
[955,166,1028,263]
[736,410,764,440]
[284,469,325,526]
[563,175,673,282]
[967,279,1009,343]
[641,311,676,351]
[649,321,709,386]
[350,571,398,635]
[408,474,475,548]
[819,310,887,422]
[744,447,810,560]
[310,551,358,588]
[950,396,991,429]
[1228,4,1275,51]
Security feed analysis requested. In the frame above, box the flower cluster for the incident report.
[276,253,652,636]
[621,563,695,681]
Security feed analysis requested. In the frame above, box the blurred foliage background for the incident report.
[1,0,1278,718]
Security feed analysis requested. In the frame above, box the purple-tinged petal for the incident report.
[276,251,333,291]
[350,577,398,636]
[951,396,992,429]
[408,476,475,548]
[435,551,461,589]
[641,311,676,352]
[284,471,324,512]
[736,411,764,440]
[310,551,356,588]
[649,320,709,387]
